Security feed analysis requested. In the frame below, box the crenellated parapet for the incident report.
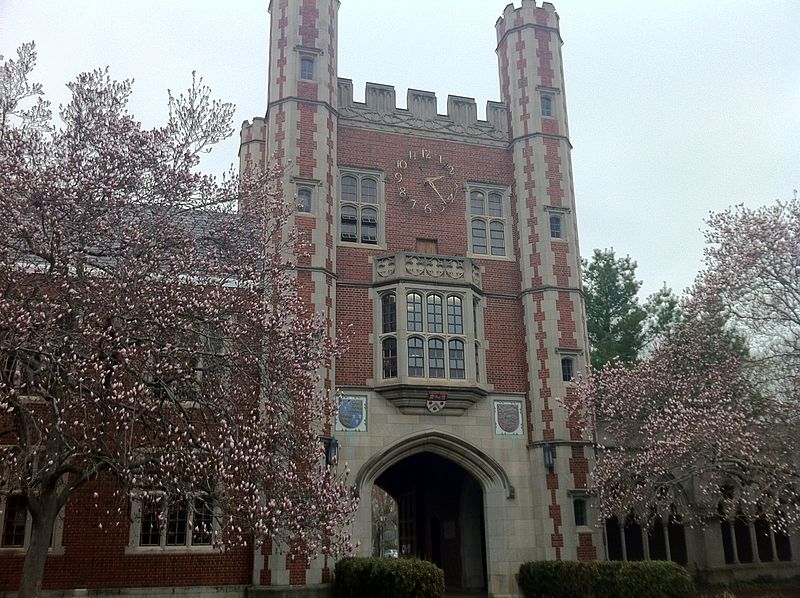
[337,78,508,144]
[239,117,267,146]
[238,117,268,173]
[495,0,559,41]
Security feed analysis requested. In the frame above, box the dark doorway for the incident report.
[375,451,487,592]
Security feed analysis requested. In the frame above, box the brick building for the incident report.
[3,1,797,597]
[237,0,597,595]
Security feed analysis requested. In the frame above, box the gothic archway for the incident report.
[354,430,514,593]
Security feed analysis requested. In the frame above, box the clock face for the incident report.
[392,149,461,214]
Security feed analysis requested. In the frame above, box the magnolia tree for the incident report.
[572,198,800,533]
[0,43,357,598]
[697,199,800,406]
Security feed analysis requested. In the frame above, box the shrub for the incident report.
[518,560,693,598]
[616,561,693,598]
[334,557,445,598]
[518,561,594,598]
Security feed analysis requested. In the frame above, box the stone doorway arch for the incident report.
[353,430,515,594]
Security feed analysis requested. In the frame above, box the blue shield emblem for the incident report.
[338,397,364,430]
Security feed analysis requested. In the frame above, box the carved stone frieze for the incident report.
[373,253,481,290]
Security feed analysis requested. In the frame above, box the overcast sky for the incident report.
[2,0,798,298]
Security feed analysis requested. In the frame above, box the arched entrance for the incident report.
[376,452,487,591]
[355,430,514,594]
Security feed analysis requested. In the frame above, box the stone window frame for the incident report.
[0,454,66,555]
[127,491,220,554]
[338,167,385,247]
[540,94,553,117]
[466,182,512,261]
[555,347,582,384]
[292,177,320,215]
[295,45,322,83]
[567,490,593,532]
[537,85,560,119]
[0,494,66,555]
[544,205,570,242]
[375,283,486,387]
[549,214,561,239]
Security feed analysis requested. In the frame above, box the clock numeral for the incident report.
[424,203,433,214]
[438,154,444,163]
[399,187,407,197]
[396,159,407,169]
[394,172,403,182]
[448,165,455,175]
[408,150,415,160]
[410,199,417,209]
[446,192,455,203]
[421,149,431,159]
[439,203,446,213]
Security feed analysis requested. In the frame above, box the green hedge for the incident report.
[334,557,445,598]
[518,560,693,598]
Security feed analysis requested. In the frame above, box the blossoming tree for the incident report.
[0,43,356,598]
[572,197,800,533]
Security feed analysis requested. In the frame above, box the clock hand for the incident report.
[425,177,446,201]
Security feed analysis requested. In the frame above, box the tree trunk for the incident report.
[18,494,59,598]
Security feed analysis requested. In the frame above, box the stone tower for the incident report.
[496,1,596,562]
[241,0,341,587]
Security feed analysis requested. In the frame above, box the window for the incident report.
[378,288,481,382]
[448,339,465,379]
[300,57,314,80]
[408,337,424,377]
[297,187,312,213]
[541,94,553,117]
[0,492,64,552]
[549,214,561,238]
[573,499,587,527]
[381,294,396,333]
[134,494,215,550]
[561,357,574,382]
[339,171,383,245]
[469,186,509,258]
[1,495,27,547]
[382,337,397,378]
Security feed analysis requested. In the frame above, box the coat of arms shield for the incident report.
[496,401,522,434]
[426,391,448,414]
[337,397,365,430]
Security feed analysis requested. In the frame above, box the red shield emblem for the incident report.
[496,402,521,433]
[426,391,447,413]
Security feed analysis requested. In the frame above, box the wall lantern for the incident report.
[543,442,555,473]
[320,436,339,466]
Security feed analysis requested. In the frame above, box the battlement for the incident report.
[495,0,559,41]
[337,78,508,143]
[240,116,267,144]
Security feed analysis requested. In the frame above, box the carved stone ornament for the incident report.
[426,391,448,414]
[406,256,425,276]
[446,260,464,279]
[425,259,444,278]
[376,257,395,277]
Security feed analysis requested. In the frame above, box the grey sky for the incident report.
[2,0,798,299]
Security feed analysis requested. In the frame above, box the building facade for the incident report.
[3,2,798,597]
[238,1,596,595]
